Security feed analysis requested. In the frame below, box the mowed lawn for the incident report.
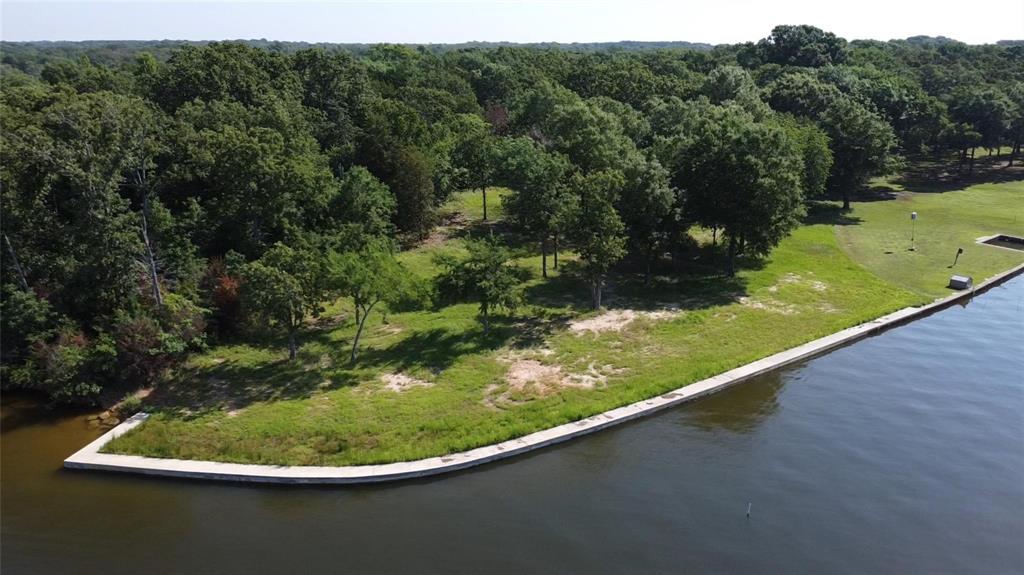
[104,182,1024,466]
[838,180,1024,298]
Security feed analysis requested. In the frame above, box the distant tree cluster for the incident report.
[3,26,1023,402]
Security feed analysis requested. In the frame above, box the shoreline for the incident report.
[64,262,1024,484]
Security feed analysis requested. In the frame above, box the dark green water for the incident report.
[3,276,1023,574]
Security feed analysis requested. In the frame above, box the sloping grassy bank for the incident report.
[104,182,1024,466]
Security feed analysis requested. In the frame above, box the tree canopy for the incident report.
[3,29,1019,402]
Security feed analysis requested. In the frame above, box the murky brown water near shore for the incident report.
[3,276,1022,574]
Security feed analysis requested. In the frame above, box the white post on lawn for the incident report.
[910,211,917,251]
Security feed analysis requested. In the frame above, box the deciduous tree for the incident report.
[567,170,627,308]
[328,240,417,362]
[240,243,326,360]
[435,236,522,335]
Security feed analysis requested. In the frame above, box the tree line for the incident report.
[3,25,1022,402]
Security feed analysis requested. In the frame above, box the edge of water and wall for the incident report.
[64,262,1024,484]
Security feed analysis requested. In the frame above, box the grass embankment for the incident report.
[105,181,1024,466]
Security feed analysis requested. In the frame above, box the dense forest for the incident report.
[2,26,1023,403]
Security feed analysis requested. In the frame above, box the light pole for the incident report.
[910,211,917,251]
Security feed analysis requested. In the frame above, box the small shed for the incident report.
[948,275,973,290]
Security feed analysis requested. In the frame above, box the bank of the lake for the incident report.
[101,181,1024,467]
[65,261,1023,482]
[5,274,1022,574]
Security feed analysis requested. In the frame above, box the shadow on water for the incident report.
[0,392,96,434]
[681,369,787,433]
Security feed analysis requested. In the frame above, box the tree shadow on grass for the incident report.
[885,157,1023,194]
[353,324,510,374]
[803,201,864,225]
[146,317,532,416]
[854,185,902,203]
[145,329,347,415]
[522,268,590,310]
[525,258,751,314]
[606,270,750,312]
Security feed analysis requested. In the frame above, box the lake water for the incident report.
[3,276,1022,574]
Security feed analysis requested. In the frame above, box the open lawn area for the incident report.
[838,181,1024,298]
[105,180,1024,466]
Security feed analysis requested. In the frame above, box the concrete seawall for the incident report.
[65,263,1024,484]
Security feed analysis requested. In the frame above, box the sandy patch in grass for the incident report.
[505,359,566,389]
[816,302,841,313]
[381,373,434,392]
[749,273,831,314]
[376,324,404,336]
[564,361,623,388]
[569,308,681,334]
[738,296,799,315]
[768,273,828,293]
[484,354,624,408]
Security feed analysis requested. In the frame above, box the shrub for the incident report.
[114,294,206,384]
[201,257,242,336]
[22,329,116,404]
[116,393,143,417]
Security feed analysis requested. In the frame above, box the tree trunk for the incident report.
[481,302,490,335]
[354,304,360,327]
[553,234,559,269]
[482,186,488,221]
[350,302,374,363]
[712,227,717,247]
[591,277,602,310]
[842,188,850,211]
[644,248,653,286]
[3,233,29,292]
[288,329,297,361]
[541,236,548,279]
[726,236,737,277]
[140,194,163,307]
[969,147,976,175]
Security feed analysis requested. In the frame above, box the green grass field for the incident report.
[104,180,1024,466]
[837,182,1023,298]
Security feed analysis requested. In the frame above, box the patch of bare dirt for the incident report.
[419,211,469,248]
[376,324,403,336]
[738,296,799,315]
[505,359,565,389]
[311,313,348,329]
[381,373,434,392]
[483,354,624,409]
[568,308,681,334]
[767,273,828,293]
[815,302,840,313]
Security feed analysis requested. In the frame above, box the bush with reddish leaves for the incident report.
[201,258,243,337]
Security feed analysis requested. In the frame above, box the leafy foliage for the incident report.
[328,240,422,361]
[240,243,327,360]
[567,170,628,308]
[435,236,523,334]
[2,30,1019,401]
